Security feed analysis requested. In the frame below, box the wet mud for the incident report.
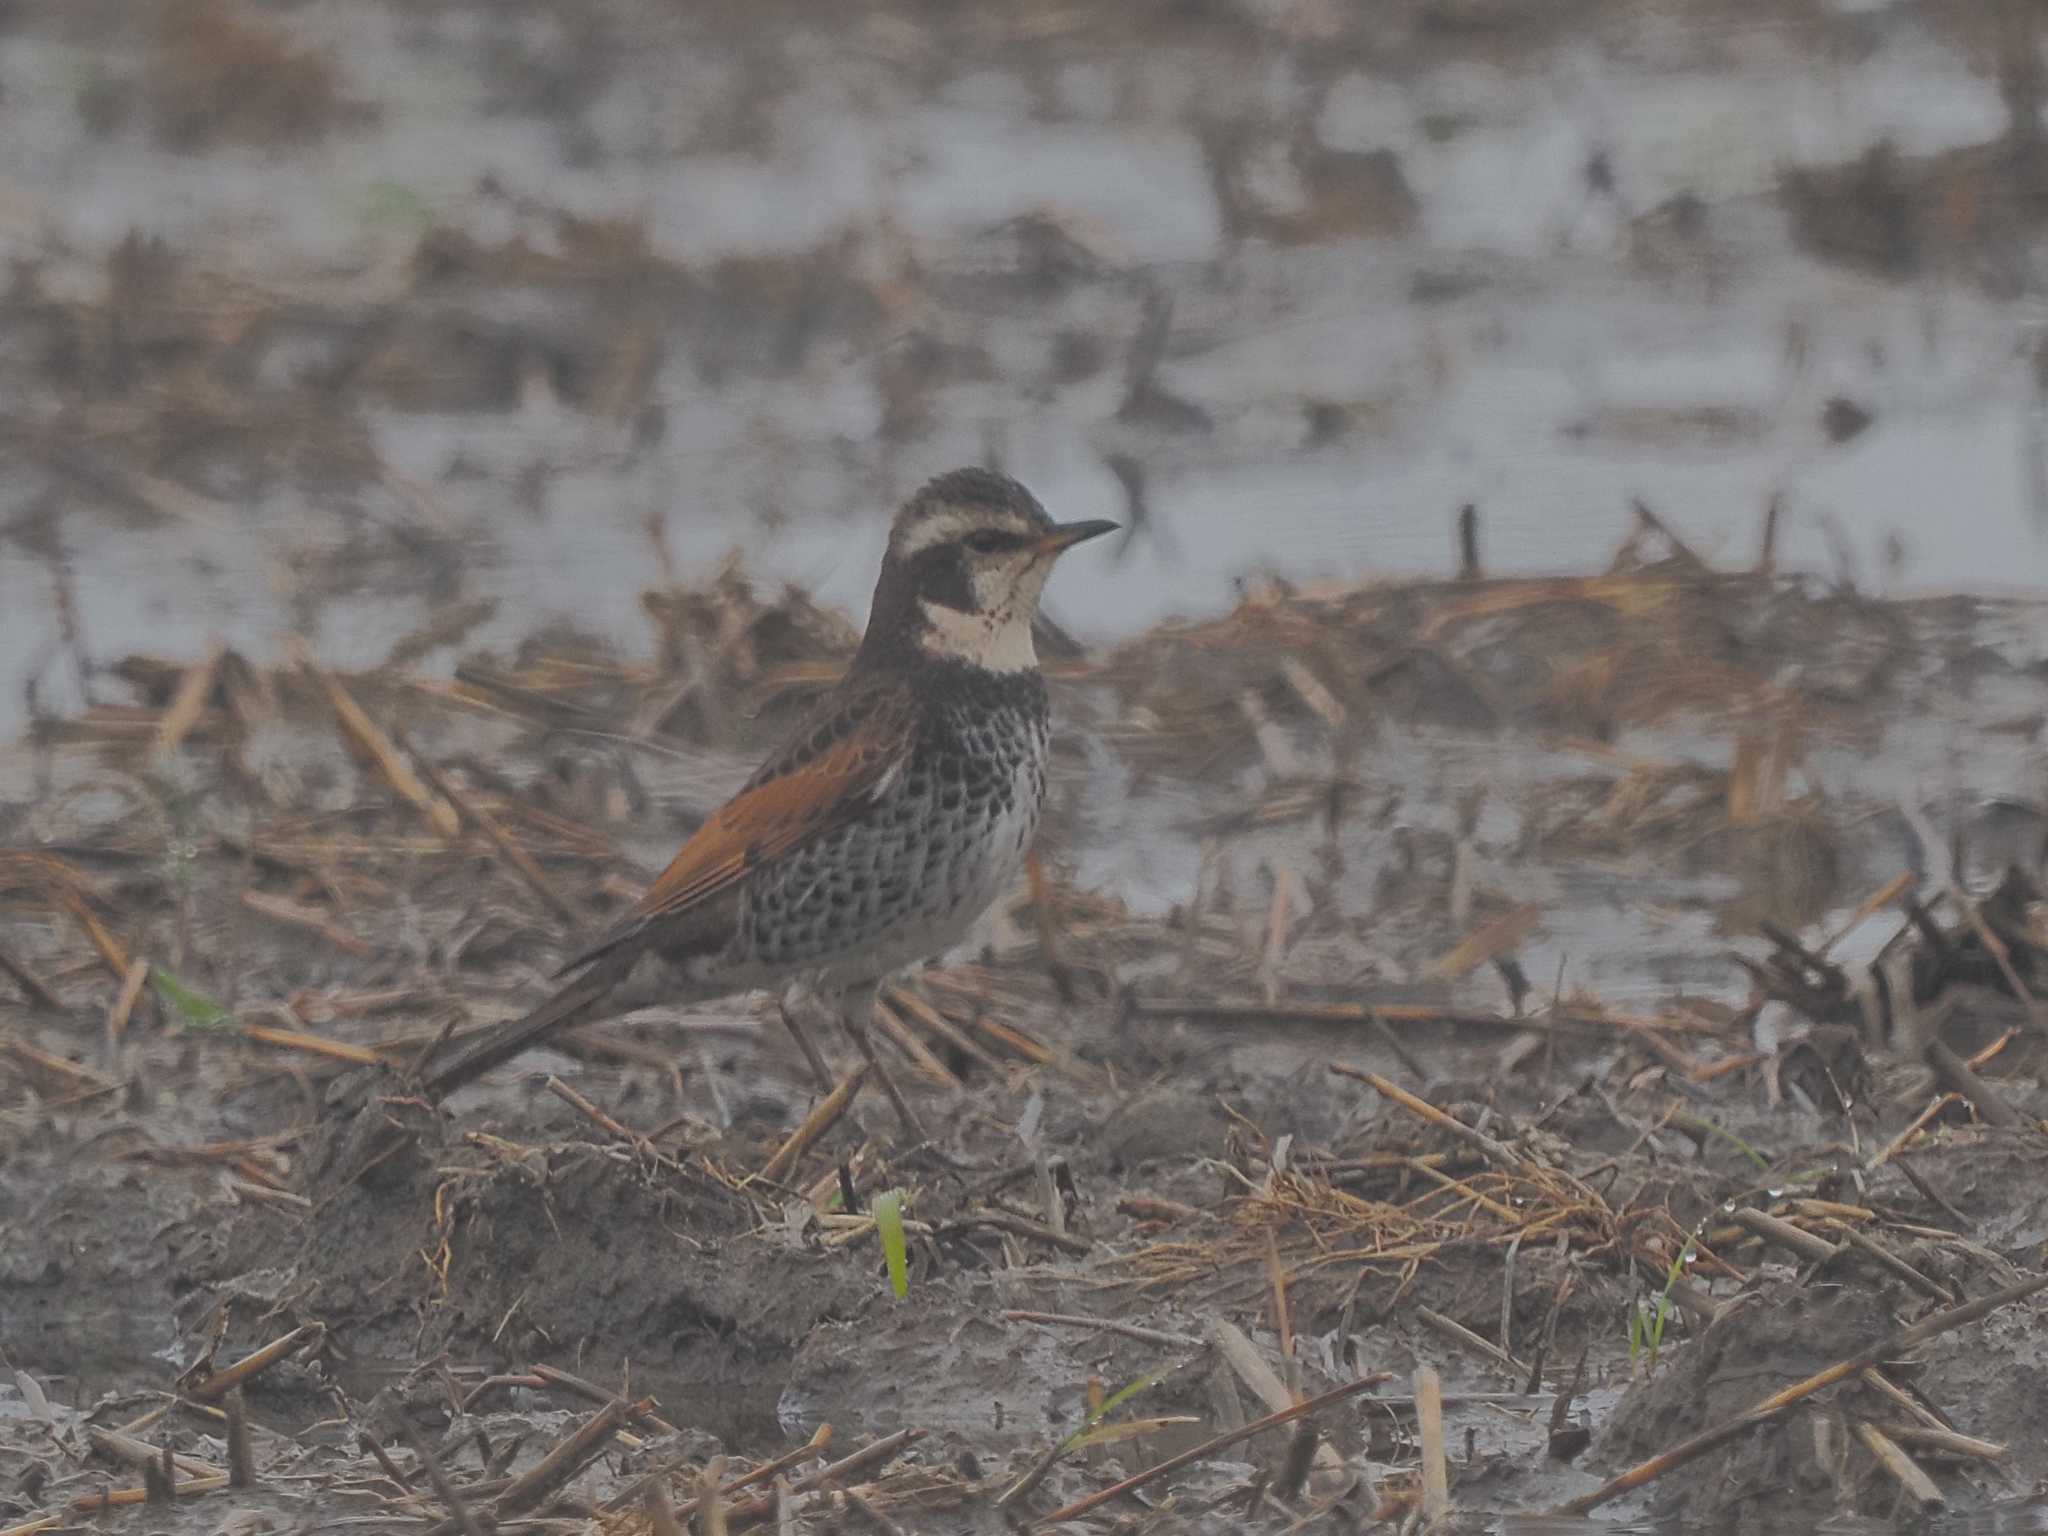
[8,0,2048,1530]
[7,550,2048,1533]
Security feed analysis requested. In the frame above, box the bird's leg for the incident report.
[775,988,835,1094]
[838,982,926,1142]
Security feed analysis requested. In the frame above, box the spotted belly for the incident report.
[709,734,1048,994]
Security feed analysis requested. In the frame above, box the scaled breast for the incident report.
[731,671,1051,982]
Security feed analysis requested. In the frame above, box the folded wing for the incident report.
[557,678,917,973]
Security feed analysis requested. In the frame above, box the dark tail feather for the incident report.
[422,951,632,1101]
[549,917,640,980]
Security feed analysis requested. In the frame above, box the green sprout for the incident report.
[1061,1369,1171,1452]
[153,968,233,1033]
[875,1188,909,1299]
[1669,1110,1769,1172]
[1629,1230,1700,1374]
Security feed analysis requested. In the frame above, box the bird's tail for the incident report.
[422,950,636,1101]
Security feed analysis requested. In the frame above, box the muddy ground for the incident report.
[8,0,2048,1530]
[7,549,2048,1534]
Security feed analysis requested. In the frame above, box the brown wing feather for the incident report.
[556,679,918,974]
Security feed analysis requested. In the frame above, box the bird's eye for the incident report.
[964,530,1012,554]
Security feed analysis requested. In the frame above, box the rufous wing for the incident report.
[555,680,917,974]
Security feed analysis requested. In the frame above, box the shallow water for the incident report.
[3,0,2047,748]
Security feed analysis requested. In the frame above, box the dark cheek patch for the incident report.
[914,545,978,613]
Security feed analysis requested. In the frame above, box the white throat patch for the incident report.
[916,598,1039,673]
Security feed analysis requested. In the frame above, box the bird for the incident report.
[420,468,1116,1113]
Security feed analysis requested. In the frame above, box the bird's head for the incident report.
[860,468,1116,674]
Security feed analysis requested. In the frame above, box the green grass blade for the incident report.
[1056,1367,1170,1453]
[875,1188,909,1299]
[153,968,234,1032]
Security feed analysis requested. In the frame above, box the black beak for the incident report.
[1036,518,1119,554]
